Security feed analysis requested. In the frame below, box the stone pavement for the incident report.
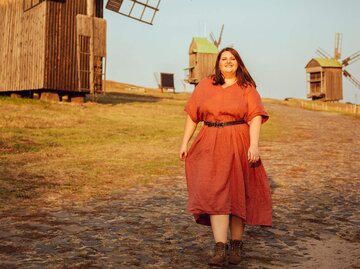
[0,103,359,269]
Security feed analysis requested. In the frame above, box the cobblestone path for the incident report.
[1,103,359,269]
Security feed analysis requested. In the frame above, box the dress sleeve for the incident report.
[246,86,269,124]
[184,83,203,123]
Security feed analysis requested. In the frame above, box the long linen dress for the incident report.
[184,77,272,227]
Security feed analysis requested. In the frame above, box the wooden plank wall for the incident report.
[0,0,46,92]
[44,0,87,92]
[196,54,216,82]
[77,15,106,57]
[44,0,104,92]
[188,53,196,83]
[93,17,107,57]
[337,69,343,100]
[96,0,104,18]
[324,68,342,101]
[0,0,105,93]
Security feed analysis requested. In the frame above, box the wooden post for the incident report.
[76,30,81,92]
[87,0,95,99]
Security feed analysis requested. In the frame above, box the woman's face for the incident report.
[219,51,238,77]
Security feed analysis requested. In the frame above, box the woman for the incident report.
[179,47,272,266]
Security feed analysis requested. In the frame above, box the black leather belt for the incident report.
[204,119,246,127]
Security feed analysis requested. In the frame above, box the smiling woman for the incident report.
[219,51,238,87]
[179,47,272,266]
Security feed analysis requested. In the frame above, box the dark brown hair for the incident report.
[212,47,256,88]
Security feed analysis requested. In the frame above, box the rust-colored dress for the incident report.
[184,77,272,226]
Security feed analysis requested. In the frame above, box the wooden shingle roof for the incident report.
[191,37,218,54]
[305,58,342,68]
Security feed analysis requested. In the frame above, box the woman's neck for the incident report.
[223,76,237,84]
[221,76,237,88]
[223,73,236,80]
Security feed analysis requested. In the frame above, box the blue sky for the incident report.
[105,0,360,103]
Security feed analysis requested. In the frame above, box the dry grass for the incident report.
[264,98,360,117]
[0,83,278,209]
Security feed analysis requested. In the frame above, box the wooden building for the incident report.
[305,58,343,101]
[185,37,218,85]
[0,0,106,102]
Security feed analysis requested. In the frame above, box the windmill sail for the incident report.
[334,32,342,60]
[153,72,160,88]
[342,50,360,66]
[105,0,161,25]
[210,24,224,48]
[210,32,216,44]
[343,70,360,89]
[316,48,332,59]
[106,0,123,12]
[217,24,224,47]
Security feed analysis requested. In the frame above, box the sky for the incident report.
[104,0,360,104]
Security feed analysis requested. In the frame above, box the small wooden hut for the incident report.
[0,0,106,102]
[185,37,218,85]
[305,58,343,101]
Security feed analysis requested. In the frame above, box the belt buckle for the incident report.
[215,122,224,128]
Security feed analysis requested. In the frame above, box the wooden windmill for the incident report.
[305,33,360,101]
[0,0,161,102]
[185,25,224,85]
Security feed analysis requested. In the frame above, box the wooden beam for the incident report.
[87,0,95,97]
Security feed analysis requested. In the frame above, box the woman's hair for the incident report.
[212,47,256,88]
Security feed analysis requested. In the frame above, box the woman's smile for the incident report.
[219,51,238,75]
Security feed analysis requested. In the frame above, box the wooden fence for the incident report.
[283,99,360,116]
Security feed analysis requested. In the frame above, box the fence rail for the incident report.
[266,98,360,116]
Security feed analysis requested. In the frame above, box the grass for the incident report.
[265,98,360,117]
[0,83,280,209]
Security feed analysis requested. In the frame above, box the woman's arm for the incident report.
[248,115,262,163]
[179,114,198,160]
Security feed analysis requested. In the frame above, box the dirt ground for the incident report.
[0,103,359,269]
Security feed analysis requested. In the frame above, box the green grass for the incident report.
[0,86,280,209]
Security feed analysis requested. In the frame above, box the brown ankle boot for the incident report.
[208,242,228,266]
[228,240,243,265]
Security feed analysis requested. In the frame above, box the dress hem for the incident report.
[192,211,272,227]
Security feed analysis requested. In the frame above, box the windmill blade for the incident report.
[153,72,160,88]
[334,32,342,60]
[106,0,123,12]
[343,69,360,89]
[217,24,224,47]
[210,32,216,44]
[316,47,332,59]
[105,0,161,25]
[342,50,360,67]
[316,49,330,59]
[180,79,187,91]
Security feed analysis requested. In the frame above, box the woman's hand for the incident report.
[248,144,260,163]
[248,115,262,163]
[179,115,197,161]
[179,143,188,161]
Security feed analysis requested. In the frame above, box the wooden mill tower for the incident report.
[185,25,224,85]
[305,33,360,101]
[0,0,161,102]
